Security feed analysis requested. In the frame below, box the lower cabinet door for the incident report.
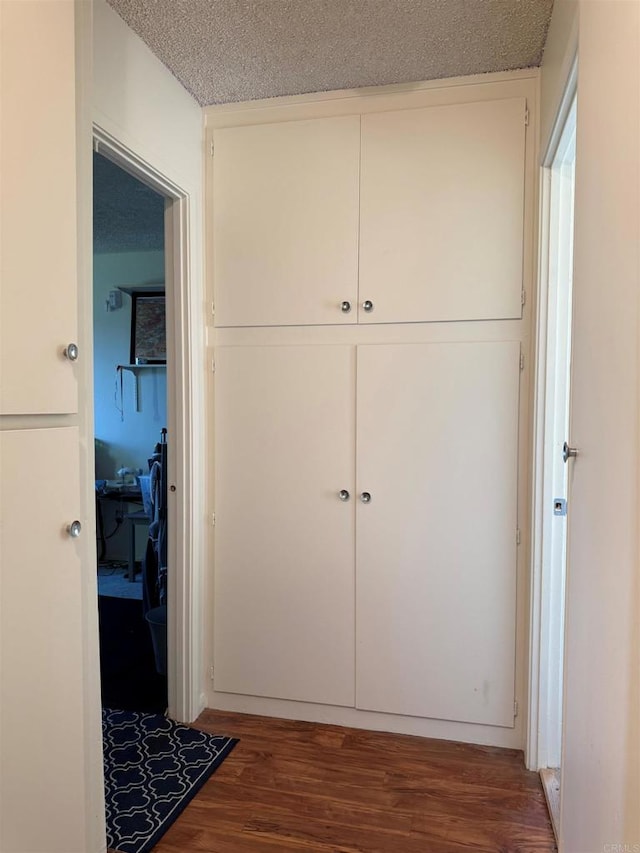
[355,342,521,727]
[214,345,356,706]
[0,427,87,852]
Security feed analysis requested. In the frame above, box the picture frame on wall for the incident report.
[130,291,166,364]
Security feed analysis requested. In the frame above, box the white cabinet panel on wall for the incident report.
[213,116,360,327]
[0,427,86,852]
[359,98,527,324]
[214,344,356,705]
[355,341,520,727]
[0,0,78,414]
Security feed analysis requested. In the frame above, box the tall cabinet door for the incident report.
[0,427,87,852]
[213,116,360,327]
[355,342,521,727]
[0,0,78,414]
[359,98,526,324]
[214,345,356,706]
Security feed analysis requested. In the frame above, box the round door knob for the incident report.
[360,491,372,503]
[64,343,79,361]
[67,520,82,538]
[362,300,374,313]
[562,441,579,463]
[340,301,352,314]
[338,489,350,502]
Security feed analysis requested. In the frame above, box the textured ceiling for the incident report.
[106,0,554,106]
[93,152,165,253]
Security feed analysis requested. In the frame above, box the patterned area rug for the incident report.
[103,709,237,853]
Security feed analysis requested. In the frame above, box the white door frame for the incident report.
[92,125,200,723]
[527,59,577,771]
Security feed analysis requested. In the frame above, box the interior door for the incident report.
[0,427,87,852]
[0,0,78,414]
[355,341,521,727]
[214,345,356,706]
[359,98,526,324]
[213,116,360,327]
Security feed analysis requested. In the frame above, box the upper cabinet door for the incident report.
[0,0,78,414]
[359,98,527,324]
[213,116,360,327]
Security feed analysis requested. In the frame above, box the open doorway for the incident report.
[531,94,577,838]
[93,151,169,712]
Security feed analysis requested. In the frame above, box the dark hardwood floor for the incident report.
[152,710,556,853]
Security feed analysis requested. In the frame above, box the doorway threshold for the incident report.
[540,767,560,844]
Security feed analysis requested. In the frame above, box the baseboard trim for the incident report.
[209,691,523,749]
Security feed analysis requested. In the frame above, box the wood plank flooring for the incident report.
[153,711,556,853]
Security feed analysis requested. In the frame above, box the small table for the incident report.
[125,509,151,582]
[96,484,149,580]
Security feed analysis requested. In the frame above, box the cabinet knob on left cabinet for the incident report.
[63,343,79,361]
[340,301,352,313]
[66,520,82,538]
[338,489,350,501]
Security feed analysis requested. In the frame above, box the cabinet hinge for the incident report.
[209,665,215,682]
[516,528,521,546]
[524,106,529,127]
[520,352,525,371]
[210,139,215,157]
[210,512,216,526]
[211,301,216,318]
[521,289,526,307]
[211,358,216,373]
[514,699,519,718]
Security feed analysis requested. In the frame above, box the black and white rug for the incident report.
[102,709,237,853]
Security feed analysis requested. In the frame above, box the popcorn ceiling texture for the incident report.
[106,0,554,106]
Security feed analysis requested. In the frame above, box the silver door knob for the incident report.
[64,343,79,361]
[67,520,82,538]
[362,300,374,313]
[338,489,350,501]
[562,441,578,463]
[360,491,372,503]
[340,301,351,314]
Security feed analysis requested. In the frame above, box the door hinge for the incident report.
[520,352,525,371]
[210,512,216,526]
[211,358,216,373]
[211,301,216,318]
[209,665,215,682]
[514,699,519,718]
[524,106,529,127]
[516,528,521,546]
[210,139,215,157]
[521,289,526,307]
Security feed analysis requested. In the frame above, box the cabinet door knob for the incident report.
[64,342,79,361]
[340,301,351,313]
[362,300,374,313]
[562,441,579,463]
[338,489,350,501]
[360,491,372,503]
[67,520,82,538]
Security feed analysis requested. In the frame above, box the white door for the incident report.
[0,428,86,852]
[359,99,526,324]
[213,116,360,327]
[214,345,356,706]
[355,341,521,726]
[0,0,78,414]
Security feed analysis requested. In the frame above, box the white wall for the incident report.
[94,250,166,559]
[541,2,640,850]
[93,251,166,477]
[92,0,205,720]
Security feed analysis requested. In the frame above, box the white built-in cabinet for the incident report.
[214,341,520,727]
[0,4,90,851]
[211,79,532,739]
[213,98,526,328]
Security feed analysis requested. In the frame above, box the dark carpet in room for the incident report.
[98,595,167,713]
